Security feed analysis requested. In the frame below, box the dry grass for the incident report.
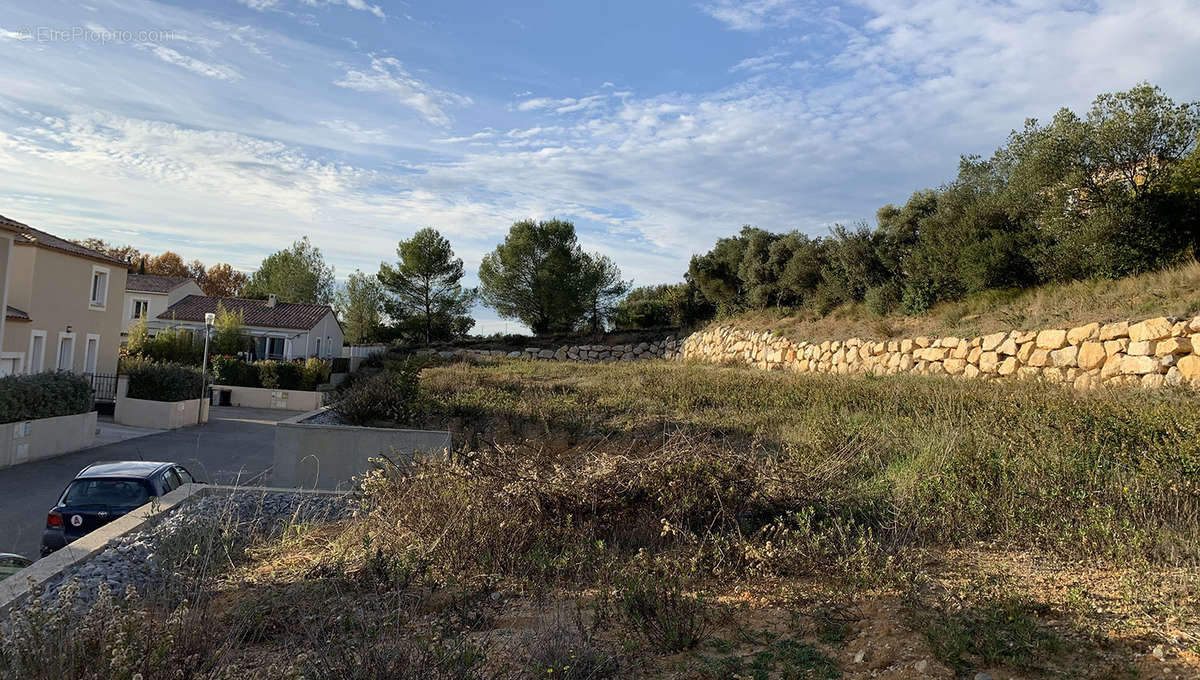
[730,259,1200,342]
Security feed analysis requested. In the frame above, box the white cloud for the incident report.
[134,44,242,81]
[335,56,470,126]
[729,53,785,72]
[699,0,811,31]
[237,0,281,9]
[516,95,608,114]
[0,27,31,41]
[431,131,495,144]
[299,0,386,20]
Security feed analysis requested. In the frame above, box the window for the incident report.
[325,336,332,357]
[267,337,285,359]
[0,355,19,377]
[132,299,149,319]
[315,337,321,357]
[63,479,150,508]
[89,266,110,308]
[56,333,76,372]
[29,331,46,373]
[162,468,182,493]
[84,335,100,373]
[176,467,194,484]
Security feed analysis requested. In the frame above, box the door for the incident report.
[84,336,99,374]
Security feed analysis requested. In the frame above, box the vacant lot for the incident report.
[6,360,1199,679]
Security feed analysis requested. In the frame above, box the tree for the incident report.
[478,219,601,335]
[192,262,248,297]
[335,270,385,344]
[71,239,141,264]
[210,303,248,355]
[142,251,191,278]
[243,237,335,304]
[378,228,475,344]
[578,254,630,333]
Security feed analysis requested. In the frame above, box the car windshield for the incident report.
[62,479,151,508]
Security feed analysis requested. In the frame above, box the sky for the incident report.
[1,1,1198,334]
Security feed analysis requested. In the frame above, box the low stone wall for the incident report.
[273,408,452,491]
[0,411,97,470]
[681,315,1200,390]
[419,336,684,363]
[212,384,325,411]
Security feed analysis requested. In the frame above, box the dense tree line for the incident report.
[616,83,1200,327]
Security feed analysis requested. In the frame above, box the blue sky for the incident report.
[1,1,1198,333]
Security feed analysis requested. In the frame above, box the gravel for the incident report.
[13,490,353,616]
[300,409,346,425]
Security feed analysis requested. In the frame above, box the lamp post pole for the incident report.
[199,312,215,424]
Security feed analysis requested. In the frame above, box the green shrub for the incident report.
[122,358,203,402]
[256,360,303,390]
[124,319,204,365]
[0,372,92,424]
[333,363,419,426]
[301,357,331,389]
[210,355,259,387]
[613,570,712,652]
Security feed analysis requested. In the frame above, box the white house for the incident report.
[123,274,204,338]
[156,294,343,360]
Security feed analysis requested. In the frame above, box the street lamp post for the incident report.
[199,312,215,424]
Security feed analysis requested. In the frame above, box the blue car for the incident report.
[41,461,202,557]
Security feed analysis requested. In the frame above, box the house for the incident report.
[155,294,343,361]
[123,274,204,338]
[0,214,129,376]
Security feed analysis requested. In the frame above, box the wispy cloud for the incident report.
[699,0,811,31]
[335,56,470,126]
[300,0,386,20]
[134,44,242,81]
[729,52,786,72]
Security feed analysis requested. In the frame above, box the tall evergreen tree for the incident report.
[378,228,475,344]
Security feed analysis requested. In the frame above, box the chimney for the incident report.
[267,294,278,308]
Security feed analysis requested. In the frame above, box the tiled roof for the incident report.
[126,274,196,294]
[5,306,30,322]
[158,295,334,331]
[0,213,129,266]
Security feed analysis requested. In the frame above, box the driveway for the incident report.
[0,406,299,561]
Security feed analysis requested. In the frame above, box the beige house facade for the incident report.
[123,274,204,338]
[0,214,128,376]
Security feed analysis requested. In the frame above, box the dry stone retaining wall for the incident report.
[680,315,1200,390]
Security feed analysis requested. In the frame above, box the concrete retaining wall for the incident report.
[273,409,452,491]
[0,411,97,470]
[114,375,209,429]
[213,384,324,411]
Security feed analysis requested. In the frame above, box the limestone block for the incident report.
[1067,322,1100,345]
[1141,374,1166,389]
[967,346,982,364]
[1104,339,1130,356]
[963,364,980,378]
[978,351,999,373]
[1120,355,1160,375]
[1036,329,1068,350]
[914,336,931,348]
[1128,317,1174,343]
[887,341,899,352]
[1015,331,1037,343]
[940,336,960,348]
[899,355,914,371]
[1127,340,1156,356]
[997,357,1020,376]
[1178,355,1200,381]
[1073,373,1093,391]
[900,339,914,353]
[1017,342,1035,363]
[927,361,946,375]
[1077,342,1106,370]
[1100,354,1125,379]
[1099,321,1129,341]
[1190,317,1200,332]
[952,341,970,359]
[1028,349,1051,367]
[997,337,1018,356]
[1155,337,1192,356]
[1018,367,1042,379]
[1162,354,1178,368]
[982,331,1007,351]
[1042,367,1065,382]
[944,358,967,375]
[1165,366,1184,386]
[1051,345,1078,367]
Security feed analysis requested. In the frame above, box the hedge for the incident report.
[0,372,93,425]
[122,358,204,402]
[211,356,331,391]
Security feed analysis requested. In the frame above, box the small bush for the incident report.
[525,620,620,680]
[301,357,332,389]
[210,355,259,387]
[124,319,204,365]
[0,372,93,424]
[122,358,203,402]
[613,571,712,652]
[257,360,302,390]
[333,363,420,426]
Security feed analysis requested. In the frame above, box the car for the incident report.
[40,461,203,557]
[0,553,33,581]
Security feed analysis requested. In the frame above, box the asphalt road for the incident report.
[0,406,299,561]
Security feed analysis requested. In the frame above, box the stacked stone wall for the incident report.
[680,315,1200,390]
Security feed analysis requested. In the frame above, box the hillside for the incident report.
[725,260,1200,345]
